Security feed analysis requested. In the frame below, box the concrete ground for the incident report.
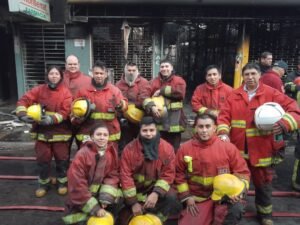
[1,103,300,225]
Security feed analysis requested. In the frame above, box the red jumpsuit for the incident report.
[120,138,181,223]
[143,74,186,150]
[217,82,300,219]
[175,135,250,225]
[191,81,233,115]
[16,83,72,187]
[63,141,119,225]
[261,70,284,93]
[63,70,91,97]
[74,83,128,144]
[116,75,151,154]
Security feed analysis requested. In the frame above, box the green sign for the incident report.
[8,0,51,22]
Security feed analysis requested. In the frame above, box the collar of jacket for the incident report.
[64,70,82,79]
[159,73,174,82]
[87,81,111,92]
[191,134,218,148]
[205,81,224,90]
[85,140,114,154]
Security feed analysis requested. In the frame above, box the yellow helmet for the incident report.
[87,213,114,225]
[27,104,42,122]
[151,96,167,117]
[124,104,145,124]
[211,174,245,201]
[129,214,162,225]
[71,98,90,118]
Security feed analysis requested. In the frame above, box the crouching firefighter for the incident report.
[62,123,121,225]
[16,66,72,197]
[118,116,182,225]
[175,113,250,225]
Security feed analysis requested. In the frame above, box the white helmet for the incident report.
[254,102,285,131]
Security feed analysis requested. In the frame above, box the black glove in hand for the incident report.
[39,115,54,126]
[19,115,35,123]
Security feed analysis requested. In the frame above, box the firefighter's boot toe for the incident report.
[261,218,274,225]
[35,187,48,198]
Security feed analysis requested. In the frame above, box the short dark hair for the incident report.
[125,62,138,67]
[242,63,261,74]
[193,113,217,127]
[46,65,63,78]
[205,65,221,75]
[260,51,272,59]
[89,122,109,136]
[160,59,173,66]
[139,116,157,127]
[92,60,107,70]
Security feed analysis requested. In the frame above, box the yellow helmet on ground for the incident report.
[87,212,114,225]
[124,104,144,124]
[129,214,162,225]
[71,98,91,118]
[151,96,167,117]
[211,174,246,201]
[27,104,42,122]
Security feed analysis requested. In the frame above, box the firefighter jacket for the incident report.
[284,70,300,103]
[63,141,120,224]
[217,82,300,167]
[63,70,91,97]
[116,75,151,108]
[143,74,186,133]
[120,138,176,206]
[191,81,233,115]
[16,83,72,142]
[260,70,284,93]
[74,83,128,142]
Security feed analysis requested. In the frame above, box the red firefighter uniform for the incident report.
[116,75,151,108]
[143,74,186,150]
[74,83,128,143]
[120,138,176,205]
[63,141,120,225]
[63,70,91,97]
[217,82,300,218]
[116,75,151,153]
[191,81,233,115]
[16,83,72,187]
[175,135,250,225]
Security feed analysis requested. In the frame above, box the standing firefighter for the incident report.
[143,59,186,151]
[116,62,151,154]
[71,60,128,146]
[284,57,300,191]
[119,116,182,225]
[217,63,300,225]
[16,66,72,197]
[176,113,250,225]
[191,65,233,117]
[63,123,120,225]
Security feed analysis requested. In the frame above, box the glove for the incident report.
[284,83,296,92]
[39,115,54,126]
[19,115,34,123]
[115,101,124,112]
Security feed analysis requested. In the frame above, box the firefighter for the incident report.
[143,59,186,151]
[119,116,182,225]
[62,123,120,225]
[63,54,92,151]
[284,57,300,191]
[191,65,233,117]
[217,63,300,225]
[260,60,288,93]
[116,62,151,155]
[175,113,250,225]
[16,66,72,197]
[71,60,128,146]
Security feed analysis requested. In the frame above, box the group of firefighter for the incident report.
[15,53,300,225]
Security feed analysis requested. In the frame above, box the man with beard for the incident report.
[116,62,151,155]
[217,63,300,225]
[71,60,128,146]
[259,52,273,74]
[119,116,182,225]
[143,59,186,151]
[176,113,250,225]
